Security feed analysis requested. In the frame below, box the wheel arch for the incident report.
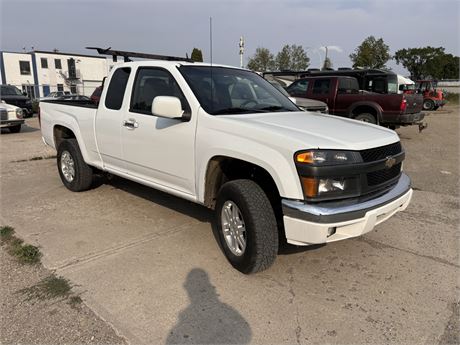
[349,102,382,123]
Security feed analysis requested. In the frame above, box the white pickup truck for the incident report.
[40,58,412,274]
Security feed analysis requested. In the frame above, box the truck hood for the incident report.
[216,111,399,151]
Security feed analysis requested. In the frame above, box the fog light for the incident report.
[327,227,336,237]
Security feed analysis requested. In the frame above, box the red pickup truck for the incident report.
[286,76,426,130]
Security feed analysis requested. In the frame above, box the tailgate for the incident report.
[403,93,423,114]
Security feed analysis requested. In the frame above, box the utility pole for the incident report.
[239,36,245,68]
[323,46,328,70]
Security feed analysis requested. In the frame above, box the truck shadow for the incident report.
[106,175,326,256]
[165,268,252,345]
[106,175,212,223]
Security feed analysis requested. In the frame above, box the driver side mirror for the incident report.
[23,92,28,96]
[152,96,184,120]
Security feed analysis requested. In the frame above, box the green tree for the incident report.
[191,48,203,62]
[349,36,391,69]
[247,47,275,72]
[275,45,310,71]
[393,46,456,79]
[275,45,291,71]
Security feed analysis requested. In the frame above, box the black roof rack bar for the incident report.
[86,47,194,63]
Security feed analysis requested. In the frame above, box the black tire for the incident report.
[215,179,278,274]
[9,125,21,133]
[354,113,377,124]
[57,139,94,192]
[423,99,435,111]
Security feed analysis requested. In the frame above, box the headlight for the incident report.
[295,150,362,200]
[295,150,361,166]
[15,108,23,119]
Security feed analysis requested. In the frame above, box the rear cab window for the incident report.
[338,78,359,94]
[105,67,131,110]
[312,79,331,95]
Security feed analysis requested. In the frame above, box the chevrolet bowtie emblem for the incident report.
[385,156,396,169]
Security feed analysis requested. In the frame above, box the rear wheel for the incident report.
[354,113,377,124]
[57,139,94,192]
[423,99,435,111]
[9,125,21,133]
[215,179,278,274]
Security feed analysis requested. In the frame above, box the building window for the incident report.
[55,59,62,69]
[19,61,31,75]
[70,85,77,94]
[41,58,48,69]
[57,84,64,91]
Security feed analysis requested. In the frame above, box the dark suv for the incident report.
[0,85,34,117]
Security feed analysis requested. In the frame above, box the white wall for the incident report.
[2,52,36,87]
[34,52,110,96]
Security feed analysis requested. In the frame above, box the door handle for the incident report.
[123,119,139,130]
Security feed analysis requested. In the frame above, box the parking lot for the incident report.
[1,107,458,344]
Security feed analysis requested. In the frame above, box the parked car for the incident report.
[0,85,33,117]
[56,94,91,101]
[40,57,413,274]
[286,75,426,130]
[269,80,328,113]
[37,91,72,102]
[90,86,103,105]
[0,101,25,133]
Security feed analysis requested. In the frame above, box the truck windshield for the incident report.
[1,85,23,96]
[179,66,299,115]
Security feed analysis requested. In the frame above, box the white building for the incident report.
[0,50,113,98]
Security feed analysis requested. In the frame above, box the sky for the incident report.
[1,0,459,75]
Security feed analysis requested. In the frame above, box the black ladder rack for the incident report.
[86,47,194,63]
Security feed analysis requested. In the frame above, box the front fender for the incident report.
[196,131,304,203]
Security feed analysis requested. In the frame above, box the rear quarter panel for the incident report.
[40,102,102,168]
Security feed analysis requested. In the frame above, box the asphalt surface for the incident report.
[0,107,458,345]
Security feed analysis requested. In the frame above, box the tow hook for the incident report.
[418,122,428,133]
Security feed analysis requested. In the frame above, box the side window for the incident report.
[338,78,359,94]
[312,79,331,95]
[130,68,190,115]
[287,80,309,95]
[105,67,131,110]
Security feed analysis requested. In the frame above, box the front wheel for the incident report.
[57,139,94,192]
[354,113,377,124]
[215,179,279,274]
[423,99,435,111]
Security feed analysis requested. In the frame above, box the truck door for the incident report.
[95,67,131,173]
[309,78,333,110]
[121,67,196,196]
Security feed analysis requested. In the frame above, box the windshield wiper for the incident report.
[257,105,294,112]
[213,107,265,115]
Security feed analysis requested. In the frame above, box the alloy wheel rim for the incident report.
[61,150,75,182]
[221,201,247,256]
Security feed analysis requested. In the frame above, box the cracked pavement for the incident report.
[1,107,458,344]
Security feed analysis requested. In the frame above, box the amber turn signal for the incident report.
[301,177,318,198]
[296,152,314,164]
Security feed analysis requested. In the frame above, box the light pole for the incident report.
[239,36,245,68]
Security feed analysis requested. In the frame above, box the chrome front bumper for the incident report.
[282,174,413,246]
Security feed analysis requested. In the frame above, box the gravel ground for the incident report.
[0,243,127,345]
